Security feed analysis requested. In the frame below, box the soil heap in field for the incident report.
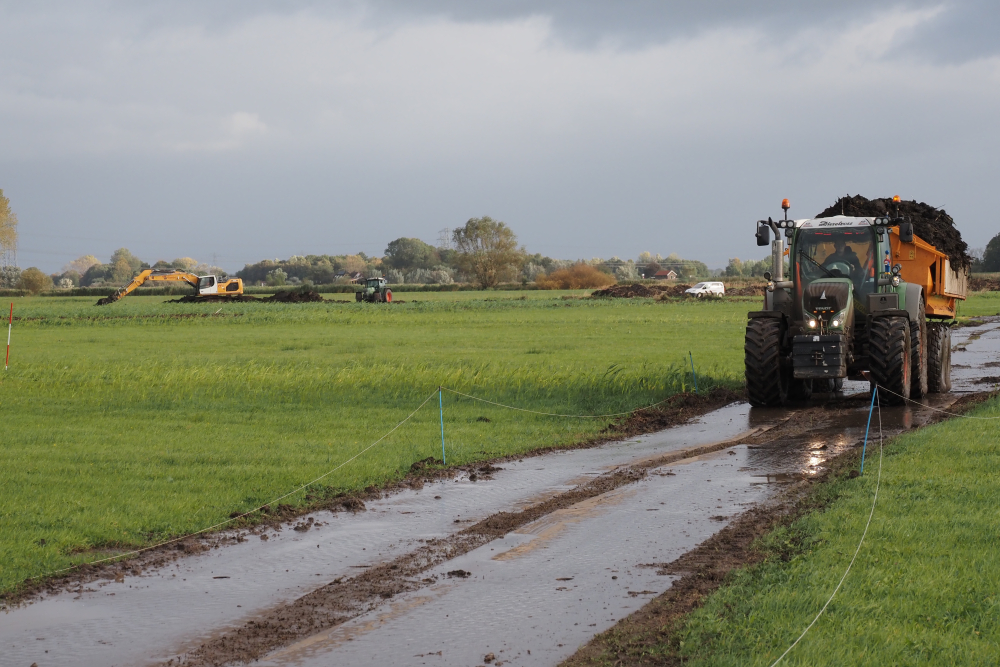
[969,276,1000,292]
[592,283,691,298]
[163,294,260,303]
[816,195,970,270]
[264,290,326,303]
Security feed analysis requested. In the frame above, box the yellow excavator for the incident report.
[97,269,245,305]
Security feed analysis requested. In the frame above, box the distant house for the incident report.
[334,270,348,279]
[654,269,678,281]
[348,271,365,284]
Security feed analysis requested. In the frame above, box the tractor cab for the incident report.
[357,276,393,303]
[793,223,878,335]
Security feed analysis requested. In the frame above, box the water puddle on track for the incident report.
[3,318,997,667]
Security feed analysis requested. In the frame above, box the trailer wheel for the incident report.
[869,316,911,405]
[927,323,952,393]
[910,299,928,398]
[745,317,787,407]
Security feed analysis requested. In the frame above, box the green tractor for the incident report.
[745,198,965,407]
[356,276,393,303]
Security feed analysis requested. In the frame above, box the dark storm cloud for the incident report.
[1,0,999,271]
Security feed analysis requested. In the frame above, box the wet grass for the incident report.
[0,293,749,595]
[667,396,1000,665]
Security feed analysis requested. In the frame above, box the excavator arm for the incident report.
[102,270,203,304]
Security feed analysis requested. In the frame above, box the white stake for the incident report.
[5,302,11,370]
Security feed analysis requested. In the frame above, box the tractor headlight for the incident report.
[829,308,848,330]
[766,281,775,292]
[808,319,818,328]
[891,275,901,287]
[892,263,902,275]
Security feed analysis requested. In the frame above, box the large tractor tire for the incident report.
[745,317,787,407]
[910,299,928,398]
[355,291,363,302]
[927,322,952,393]
[384,289,393,303]
[869,316,911,405]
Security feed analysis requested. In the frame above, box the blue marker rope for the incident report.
[861,385,877,473]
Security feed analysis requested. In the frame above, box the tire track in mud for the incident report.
[560,389,999,667]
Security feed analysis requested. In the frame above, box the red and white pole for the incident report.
[5,303,12,370]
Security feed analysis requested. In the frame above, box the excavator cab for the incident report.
[198,275,243,295]
[198,275,218,294]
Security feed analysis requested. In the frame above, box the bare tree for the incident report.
[452,216,524,288]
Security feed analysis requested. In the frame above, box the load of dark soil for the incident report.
[816,194,970,270]
[263,290,326,303]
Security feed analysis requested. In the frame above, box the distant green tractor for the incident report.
[356,277,393,303]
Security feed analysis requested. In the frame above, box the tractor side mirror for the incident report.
[899,222,914,243]
[756,223,770,247]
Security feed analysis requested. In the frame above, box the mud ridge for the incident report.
[560,389,997,667]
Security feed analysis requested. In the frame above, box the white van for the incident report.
[684,281,725,297]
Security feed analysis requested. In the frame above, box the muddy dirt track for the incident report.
[4,320,1000,667]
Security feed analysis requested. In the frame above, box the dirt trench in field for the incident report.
[3,321,999,667]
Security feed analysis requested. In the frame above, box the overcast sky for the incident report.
[1,1,998,272]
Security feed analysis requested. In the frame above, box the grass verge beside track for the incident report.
[565,394,1000,666]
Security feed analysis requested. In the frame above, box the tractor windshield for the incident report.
[794,227,876,297]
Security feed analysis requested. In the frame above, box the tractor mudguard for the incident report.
[902,283,923,322]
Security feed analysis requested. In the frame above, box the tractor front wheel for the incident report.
[927,322,952,393]
[384,289,393,303]
[869,316,911,405]
[745,317,787,407]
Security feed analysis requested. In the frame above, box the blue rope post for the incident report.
[861,385,877,473]
[439,386,446,465]
[689,351,699,395]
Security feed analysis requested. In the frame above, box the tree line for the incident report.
[3,210,718,292]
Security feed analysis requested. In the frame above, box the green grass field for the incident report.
[0,292,750,594]
[670,396,1000,665]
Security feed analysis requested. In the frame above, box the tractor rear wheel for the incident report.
[910,300,928,398]
[927,322,952,393]
[869,316,911,405]
[745,317,787,407]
